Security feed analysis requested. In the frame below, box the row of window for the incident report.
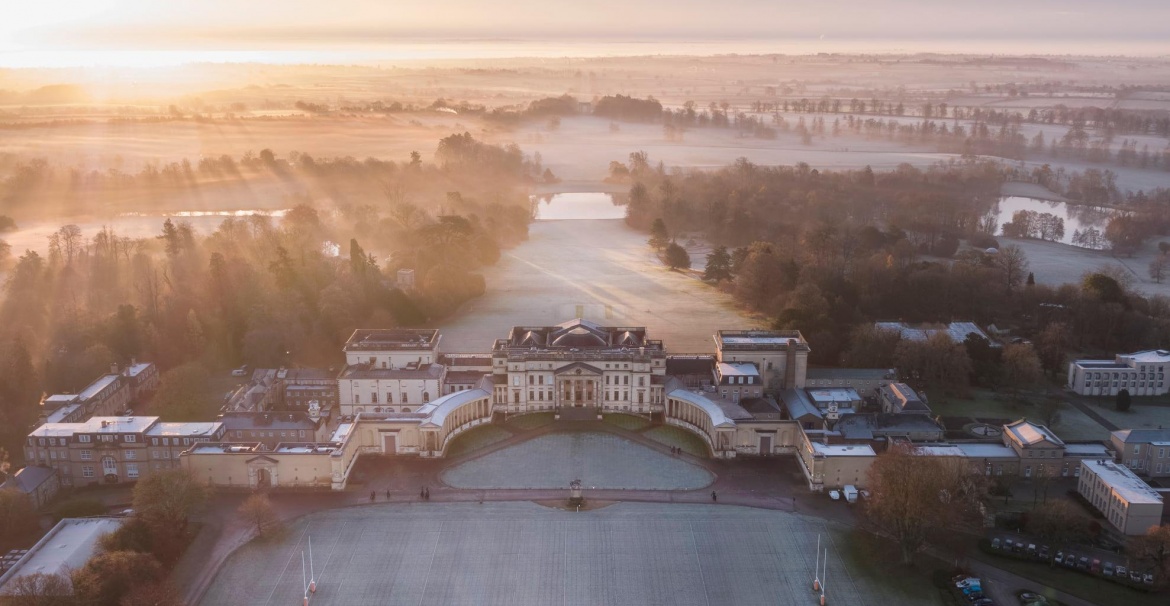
[1083,380,1164,389]
[231,430,309,439]
[34,434,208,447]
[353,392,430,404]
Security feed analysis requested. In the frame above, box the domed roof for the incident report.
[551,327,607,348]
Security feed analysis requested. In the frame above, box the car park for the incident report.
[991,538,1001,550]
[1037,545,1049,560]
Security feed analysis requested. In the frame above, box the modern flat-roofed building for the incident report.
[343,328,439,368]
[714,329,809,390]
[25,417,224,487]
[796,430,875,491]
[1078,459,1164,536]
[1067,350,1170,397]
[0,518,125,596]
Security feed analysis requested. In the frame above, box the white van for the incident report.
[842,485,859,504]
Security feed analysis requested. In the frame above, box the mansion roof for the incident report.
[494,319,665,360]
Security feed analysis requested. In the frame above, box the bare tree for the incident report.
[994,244,1030,292]
[238,493,279,537]
[1149,254,1168,284]
[1,572,72,606]
[864,445,984,564]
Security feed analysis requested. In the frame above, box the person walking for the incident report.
[711,490,717,503]
[424,486,430,500]
[420,486,425,500]
[369,490,375,502]
[385,489,391,499]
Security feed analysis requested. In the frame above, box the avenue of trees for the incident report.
[623,155,1170,382]
[0,135,536,463]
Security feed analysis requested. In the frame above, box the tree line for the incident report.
[619,155,1170,379]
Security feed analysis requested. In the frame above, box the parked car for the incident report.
[1077,556,1089,570]
[962,585,983,595]
[965,592,984,601]
[972,599,993,606]
[1103,562,1114,576]
[956,578,981,588]
[231,367,247,377]
[828,490,841,501]
[1012,541,1024,554]
[991,538,1001,550]
[1063,554,1077,567]
[1115,565,1127,579]
[1003,539,1015,552]
[1129,569,1142,583]
[1038,545,1049,560]
[1054,550,1063,563]
[1142,573,1154,585]
[1025,543,1037,557]
[1090,559,1101,574]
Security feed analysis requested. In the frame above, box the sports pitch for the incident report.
[200,501,933,606]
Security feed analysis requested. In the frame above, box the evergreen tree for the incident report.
[664,242,691,270]
[703,246,733,282]
[648,218,669,250]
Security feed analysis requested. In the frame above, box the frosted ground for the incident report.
[440,431,715,490]
[200,502,932,606]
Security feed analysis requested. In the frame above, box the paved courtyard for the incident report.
[436,219,758,352]
[200,502,930,606]
[440,431,715,490]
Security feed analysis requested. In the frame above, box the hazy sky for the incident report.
[5,0,1170,62]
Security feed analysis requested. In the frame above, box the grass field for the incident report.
[601,413,652,432]
[444,424,515,458]
[930,391,1110,441]
[504,412,556,431]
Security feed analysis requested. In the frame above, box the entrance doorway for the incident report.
[382,433,397,455]
[759,435,772,455]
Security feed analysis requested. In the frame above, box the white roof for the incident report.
[807,388,861,404]
[1119,350,1170,364]
[875,321,990,343]
[1005,419,1064,447]
[144,422,223,437]
[77,374,121,400]
[811,442,875,457]
[1064,443,1110,456]
[124,363,153,377]
[721,336,789,345]
[0,518,124,592]
[1081,459,1163,505]
[717,362,759,377]
[330,423,353,443]
[44,403,82,424]
[416,388,491,427]
[666,387,737,428]
[956,444,1018,458]
[914,445,966,457]
[30,416,159,438]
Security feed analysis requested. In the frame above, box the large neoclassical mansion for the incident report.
[174,319,818,490]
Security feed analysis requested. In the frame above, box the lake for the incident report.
[532,192,626,221]
[993,196,1117,248]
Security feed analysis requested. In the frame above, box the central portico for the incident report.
[491,318,668,418]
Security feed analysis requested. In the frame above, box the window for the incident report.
[747,377,753,385]
[528,375,534,385]
[371,392,379,403]
[79,435,91,443]
[80,449,92,460]
[538,376,544,385]
[152,450,159,459]
[125,450,137,460]
[402,392,408,404]
[82,466,94,478]
[529,390,534,400]
[606,376,611,385]
[623,376,629,385]
[638,376,645,387]
[353,394,361,404]
[513,376,520,386]
[126,463,139,479]
[125,435,136,443]
[387,392,394,404]
[1136,445,1142,455]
